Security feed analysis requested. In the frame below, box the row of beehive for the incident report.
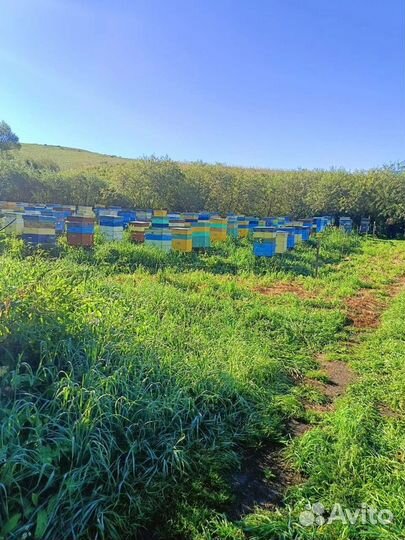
[0,201,333,253]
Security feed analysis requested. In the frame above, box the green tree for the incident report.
[0,160,42,201]
[0,121,21,155]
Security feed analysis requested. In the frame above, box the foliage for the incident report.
[0,121,20,154]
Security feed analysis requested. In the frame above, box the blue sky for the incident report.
[1,0,404,169]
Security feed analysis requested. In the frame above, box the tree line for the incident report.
[0,122,404,236]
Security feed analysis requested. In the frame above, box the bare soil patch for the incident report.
[345,290,385,329]
[317,354,354,399]
[305,355,355,413]
[255,283,315,299]
[388,276,405,297]
[228,443,302,520]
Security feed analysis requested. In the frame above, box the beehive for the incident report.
[210,218,227,242]
[182,212,199,226]
[172,227,192,252]
[275,231,288,254]
[66,216,95,247]
[22,214,56,246]
[169,219,187,228]
[135,210,148,221]
[293,225,304,243]
[313,216,329,232]
[359,218,370,234]
[227,216,238,238]
[152,209,170,225]
[339,216,353,233]
[247,217,260,231]
[128,221,150,243]
[40,208,67,234]
[145,210,172,251]
[299,219,314,235]
[277,227,296,249]
[99,215,124,241]
[118,210,136,229]
[144,228,172,251]
[301,225,312,241]
[237,217,249,238]
[253,227,276,257]
[169,214,187,228]
[290,222,312,242]
[192,220,211,249]
[76,206,95,218]
[0,201,21,211]
[0,212,24,235]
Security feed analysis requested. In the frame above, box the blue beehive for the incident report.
[313,216,329,232]
[339,216,353,233]
[253,227,276,258]
[254,243,276,257]
[99,215,124,241]
[118,210,137,229]
[145,210,172,251]
[359,217,370,234]
[247,217,260,230]
[22,214,56,246]
[301,225,312,241]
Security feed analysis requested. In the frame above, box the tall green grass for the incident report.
[0,230,403,539]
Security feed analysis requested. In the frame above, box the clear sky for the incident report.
[1,0,404,169]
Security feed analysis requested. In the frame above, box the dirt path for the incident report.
[228,276,405,520]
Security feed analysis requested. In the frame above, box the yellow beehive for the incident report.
[154,209,168,218]
[237,219,249,238]
[171,227,192,252]
[275,232,288,254]
[255,230,276,240]
[2,202,18,210]
[210,218,227,242]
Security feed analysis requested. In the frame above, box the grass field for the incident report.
[12,143,133,171]
[0,230,404,539]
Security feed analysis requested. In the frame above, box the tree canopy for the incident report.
[0,121,21,153]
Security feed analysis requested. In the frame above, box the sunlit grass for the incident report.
[0,230,404,539]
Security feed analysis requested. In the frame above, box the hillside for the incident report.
[14,143,134,171]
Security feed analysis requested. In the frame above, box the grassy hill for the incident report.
[14,143,134,171]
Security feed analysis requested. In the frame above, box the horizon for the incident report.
[2,0,404,170]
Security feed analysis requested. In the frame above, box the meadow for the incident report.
[11,144,133,171]
[0,229,404,539]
